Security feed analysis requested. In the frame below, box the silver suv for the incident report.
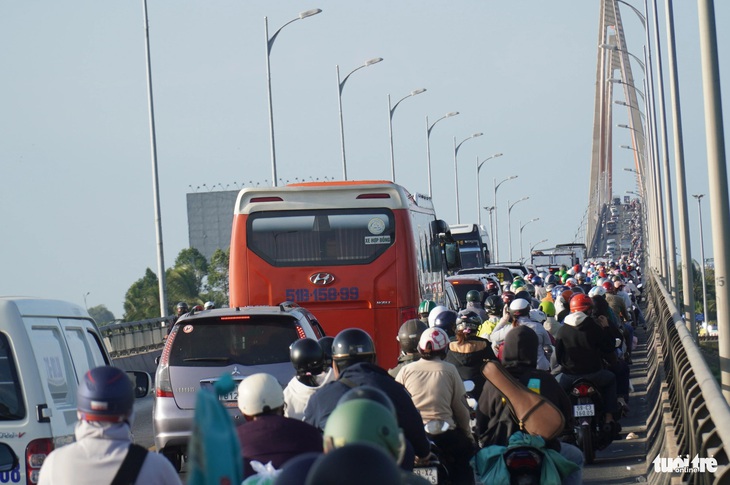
[152,303,326,470]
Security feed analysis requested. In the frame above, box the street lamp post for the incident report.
[476,153,503,226]
[453,133,483,224]
[507,197,529,262]
[519,218,539,262]
[389,88,426,182]
[530,239,549,255]
[600,44,646,73]
[493,175,518,263]
[693,194,709,332]
[484,206,495,259]
[83,292,90,311]
[337,57,383,180]
[425,112,459,198]
[265,8,322,187]
[607,78,646,101]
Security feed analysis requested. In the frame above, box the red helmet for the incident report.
[501,291,516,305]
[570,294,593,314]
[602,281,614,293]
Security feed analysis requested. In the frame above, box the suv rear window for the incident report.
[0,333,25,420]
[169,315,301,367]
[452,283,485,305]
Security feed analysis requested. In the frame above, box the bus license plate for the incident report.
[573,404,595,417]
[414,466,438,484]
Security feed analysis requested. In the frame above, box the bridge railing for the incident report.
[99,316,172,358]
[646,272,730,483]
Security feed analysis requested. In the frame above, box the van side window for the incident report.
[30,325,75,406]
[62,323,107,383]
[0,333,25,420]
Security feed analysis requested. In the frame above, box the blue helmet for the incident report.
[77,366,134,423]
[432,310,458,338]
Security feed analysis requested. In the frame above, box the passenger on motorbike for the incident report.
[555,294,621,438]
[604,281,635,364]
[490,297,553,370]
[283,338,334,420]
[396,327,477,485]
[475,326,583,485]
[236,373,323,476]
[303,328,431,469]
[445,310,496,401]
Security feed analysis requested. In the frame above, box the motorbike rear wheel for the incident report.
[579,423,595,464]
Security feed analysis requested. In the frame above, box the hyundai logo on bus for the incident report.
[310,273,335,286]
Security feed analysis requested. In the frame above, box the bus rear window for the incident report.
[247,209,395,266]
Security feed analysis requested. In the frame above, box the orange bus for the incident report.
[229,180,459,366]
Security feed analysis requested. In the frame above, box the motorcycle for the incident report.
[503,446,544,485]
[567,378,617,464]
[413,435,450,484]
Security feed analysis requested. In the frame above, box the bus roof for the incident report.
[234,180,434,214]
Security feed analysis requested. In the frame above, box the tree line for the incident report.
[89,247,230,325]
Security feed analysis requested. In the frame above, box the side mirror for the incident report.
[0,444,18,473]
[126,371,152,398]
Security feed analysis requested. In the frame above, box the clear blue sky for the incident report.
[0,1,727,318]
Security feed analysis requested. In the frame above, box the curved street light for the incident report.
[599,43,646,73]
[453,133,483,224]
[493,175,518,263]
[425,111,459,197]
[530,238,549,255]
[614,100,645,119]
[337,57,383,180]
[389,88,426,182]
[519,218,539,262]
[265,8,322,187]
[476,153,503,227]
[507,196,529,262]
[607,78,645,101]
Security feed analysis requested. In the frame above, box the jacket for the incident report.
[445,337,495,400]
[283,369,334,420]
[555,312,615,374]
[303,361,431,458]
[38,420,181,485]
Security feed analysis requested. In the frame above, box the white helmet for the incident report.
[529,309,547,323]
[427,305,448,327]
[204,301,215,310]
[237,373,284,416]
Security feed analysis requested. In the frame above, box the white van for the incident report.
[0,297,148,484]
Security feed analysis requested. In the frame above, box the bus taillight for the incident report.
[400,307,418,322]
[356,193,391,199]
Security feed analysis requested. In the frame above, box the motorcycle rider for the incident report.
[284,338,334,420]
[465,289,489,322]
[478,294,504,339]
[396,327,476,484]
[475,326,583,485]
[445,310,496,401]
[418,300,437,325]
[38,366,182,485]
[555,294,621,438]
[388,319,429,378]
[303,328,431,469]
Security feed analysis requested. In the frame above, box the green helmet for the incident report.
[418,300,437,315]
[465,290,481,303]
[539,300,556,317]
[323,399,405,464]
[510,280,526,293]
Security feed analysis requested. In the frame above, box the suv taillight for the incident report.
[156,327,176,398]
[27,438,53,484]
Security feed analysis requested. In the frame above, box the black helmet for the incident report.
[77,366,134,422]
[318,336,334,368]
[397,319,428,354]
[514,290,531,303]
[274,452,321,485]
[176,301,189,315]
[331,328,376,371]
[466,290,481,302]
[484,294,504,316]
[290,338,325,376]
[304,442,401,485]
[432,309,458,338]
[336,385,396,415]
[456,310,482,334]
